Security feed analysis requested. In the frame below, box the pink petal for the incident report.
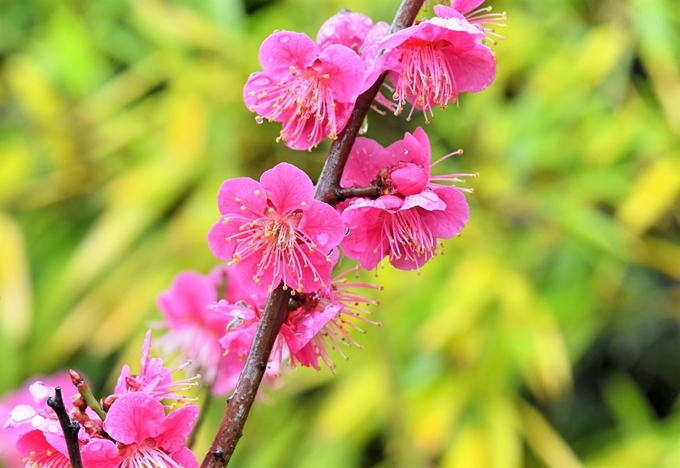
[390,250,434,270]
[287,304,343,353]
[297,248,334,293]
[217,177,266,216]
[433,4,468,19]
[80,438,123,468]
[402,191,446,212]
[259,31,316,76]
[385,131,430,170]
[449,0,486,14]
[156,404,199,453]
[316,11,374,52]
[298,201,344,250]
[207,219,240,261]
[139,330,153,376]
[420,187,469,239]
[441,41,496,93]
[317,44,364,103]
[157,272,217,323]
[172,447,199,468]
[260,163,314,213]
[412,127,431,158]
[104,392,165,445]
[390,163,428,195]
[341,204,389,270]
[340,137,390,187]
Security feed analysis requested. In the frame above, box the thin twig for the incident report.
[47,387,84,468]
[199,1,425,466]
[336,184,381,201]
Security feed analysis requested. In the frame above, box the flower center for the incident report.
[378,209,438,267]
[392,40,456,120]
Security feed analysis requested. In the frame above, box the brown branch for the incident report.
[315,0,425,204]
[199,1,425,466]
[200,285,290,468]
[336,184,381,201]
[47,387,84,468]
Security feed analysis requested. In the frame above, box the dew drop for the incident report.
[255,116,264,124]
[251,76,271,86]
[316,233,329,245]
[322,25,335,37]
[279,34,290,43]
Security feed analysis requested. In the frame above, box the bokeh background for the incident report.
[1,0,679,466]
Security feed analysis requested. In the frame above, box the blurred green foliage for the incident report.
[1,0,679,467]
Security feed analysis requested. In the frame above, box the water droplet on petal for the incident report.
[252,76,271,86]
[279,34,290,43]
[322,25,335,37]
[316,233,329,245]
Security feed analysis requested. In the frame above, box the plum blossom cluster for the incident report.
[1,2,505,465]
[2,332,198,468]
[187,0,503,389]
[246,1,503,149]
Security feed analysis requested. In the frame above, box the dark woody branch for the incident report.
[200,1,425,466]
[47,387,84,468]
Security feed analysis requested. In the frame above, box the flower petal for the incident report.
[298,201,344,250]
[156,404,199,453]
[317,44,364,103]
[217,177,266,217]
[104,392,165,445]
[259,31,316,76]
[260,163,314,213]
[420,187,469,239]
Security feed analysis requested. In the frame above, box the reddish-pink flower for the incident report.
[316,10,375,53]
[113,330,198,404]
[216,261,381,373]
[156,269,247,397]
[207,163,344,295]
[340,128,471,270]
[244,31,364,150]
[374,12,496,119]
[94,392,199,468]
[282,266,382,371]
[2,376,76,468]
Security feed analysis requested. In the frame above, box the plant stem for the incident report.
[315,0,425,204]
[199,1,424,466]
[47,387,84,468]
[200,285,290,468]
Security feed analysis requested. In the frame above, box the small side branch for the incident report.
[47,387,84,468]
[314,0,426,205]
[336,185,381,201]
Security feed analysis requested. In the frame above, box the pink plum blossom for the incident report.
[316,10,374,53]
[340,128,471,270]
[207,162,344,295]
[113,330,198,404]
[217,262,381,373]
[15,429,71,468]
[2,375,73,468]
[95,392,199,468]
[374,12,496,120]
[282,265,382,371]
[156,269,249,396]
[215,301,288,379]
[244,31,364,150]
